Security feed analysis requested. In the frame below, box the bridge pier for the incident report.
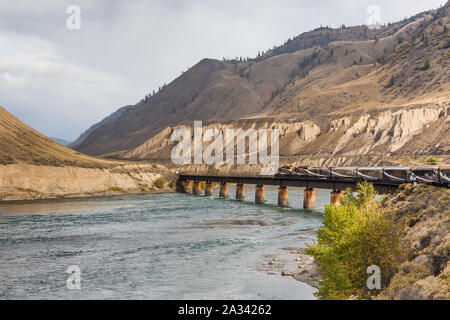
[182,180,193,193]
[236,183,245,200]
[255,185,265,203]
[219,182,229,198]
[278,186,289,206]
[331,190,344,206]
[303,188,316,209]
[193,181,202,195]
[205,182,214,196]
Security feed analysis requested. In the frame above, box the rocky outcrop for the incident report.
[116,103,449,169]
[120,119,321,160]
[292,254,321,289]
[330,103,449,155]
[376,185,450,300]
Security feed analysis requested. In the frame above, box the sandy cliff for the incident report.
[0,107,175,201]
[0,162,173,201]
[113,102,449,171]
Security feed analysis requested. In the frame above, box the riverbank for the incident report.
[287,184,449,300]
[0,162,176,201]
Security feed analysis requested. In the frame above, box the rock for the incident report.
[292,254,321,288]
[282,271,293,276]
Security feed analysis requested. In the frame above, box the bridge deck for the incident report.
[179,174,402,193]
[179,166,449,194]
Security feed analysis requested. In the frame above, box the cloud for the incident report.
[0,0,447,140]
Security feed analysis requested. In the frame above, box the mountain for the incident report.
[72,2,450,164]
[50,137,72,146]
[69,105,133,149]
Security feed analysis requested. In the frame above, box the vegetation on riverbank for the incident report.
[306,182,402,299]
[306,182,449,300]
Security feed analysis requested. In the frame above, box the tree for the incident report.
[388,75,395,87]
[306,182,402,300]
[421,59,431,70]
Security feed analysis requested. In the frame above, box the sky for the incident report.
[0,0,447,141]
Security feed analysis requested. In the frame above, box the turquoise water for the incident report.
[0,186,329,299]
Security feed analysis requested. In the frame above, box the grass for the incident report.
[110,187,125,192]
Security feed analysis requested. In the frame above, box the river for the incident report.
[0,186,329,299]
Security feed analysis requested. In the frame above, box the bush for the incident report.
[306,182,402,300]
[424,157,438,165]
[153,177,165,189]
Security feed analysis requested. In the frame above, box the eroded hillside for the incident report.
[72,2,450,160]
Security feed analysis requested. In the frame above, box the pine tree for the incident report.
[421,59,431,70]
[389,75,395,87]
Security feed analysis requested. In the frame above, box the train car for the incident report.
[274,165,449,188]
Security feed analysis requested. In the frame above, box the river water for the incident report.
[0,186,329,300]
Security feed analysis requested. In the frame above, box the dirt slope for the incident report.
[0,107,116,168]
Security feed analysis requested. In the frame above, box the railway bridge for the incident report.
[177,166,450,209]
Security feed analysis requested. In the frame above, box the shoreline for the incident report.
[0,188,176,204]
[0,162,177,203]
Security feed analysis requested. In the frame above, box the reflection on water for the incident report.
[0,198,115,215]
[0,186,328,300]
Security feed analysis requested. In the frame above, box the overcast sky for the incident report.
[0,0,447,141]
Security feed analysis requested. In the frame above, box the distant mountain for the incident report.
[73,2,450,158]
[69,105,133,149]
[50,137,72,146]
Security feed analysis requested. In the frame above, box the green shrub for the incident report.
[153,177,165,189]
[424,157,438,165]
[306,182,402,300]
[168,181,175,189]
